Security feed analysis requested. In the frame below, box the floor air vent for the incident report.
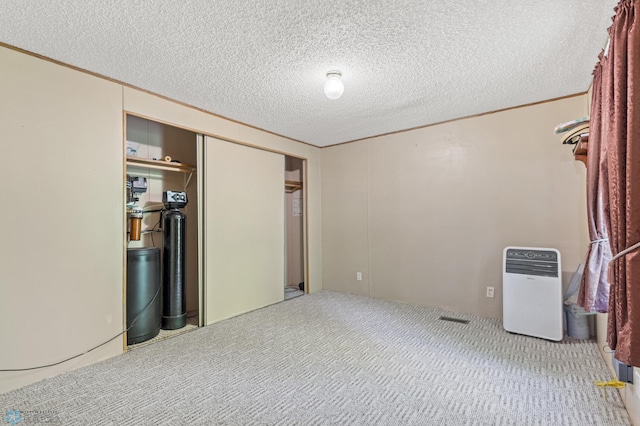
[439,316,469,324]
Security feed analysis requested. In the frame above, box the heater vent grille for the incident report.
[505,249,559,277]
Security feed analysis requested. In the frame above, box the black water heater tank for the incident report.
[162,209,187,330]
[126,247,161,345]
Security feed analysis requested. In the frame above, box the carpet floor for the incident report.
[127,311,200,350]
[0,291,630,425]
[284,287,304,301]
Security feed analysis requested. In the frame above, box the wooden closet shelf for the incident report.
[126,156,197,173]
[285,180,303,193]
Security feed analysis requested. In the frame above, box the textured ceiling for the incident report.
[0,1,618,147]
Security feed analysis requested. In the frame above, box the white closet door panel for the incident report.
[204,137,284,324]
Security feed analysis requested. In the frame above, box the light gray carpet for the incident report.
[0,291,630,425]
[127,311,200,350]
[284,287,304,300]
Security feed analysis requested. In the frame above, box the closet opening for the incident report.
[285,156,305,301]
[124,114,203,350]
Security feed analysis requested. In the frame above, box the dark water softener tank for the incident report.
[162,208,187,329]
[126,247,162,345]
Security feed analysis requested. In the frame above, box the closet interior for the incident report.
[285,156,305,300]
[123,117,307,346]
[124,114,201,349]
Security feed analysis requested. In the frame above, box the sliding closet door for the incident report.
[204,136,285,324]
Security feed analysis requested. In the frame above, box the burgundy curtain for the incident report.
[601,0,640,366]
[578,56,612,313]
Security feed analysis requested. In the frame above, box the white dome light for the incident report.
[324,71,344,100]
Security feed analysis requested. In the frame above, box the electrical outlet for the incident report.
[356,272,362,281]
[486,286,495,298]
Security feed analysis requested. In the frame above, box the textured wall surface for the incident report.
[322,95,589,319]
[0,45,124,393]
[0,0,617,146]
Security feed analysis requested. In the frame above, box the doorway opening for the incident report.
[285,156,305,300]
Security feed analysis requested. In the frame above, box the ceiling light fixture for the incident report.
[324,71,344,100]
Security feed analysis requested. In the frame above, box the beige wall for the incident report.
[322,96,589,319]
[322,143,371,296]
[305,147,323,294]
[0,46,124,392]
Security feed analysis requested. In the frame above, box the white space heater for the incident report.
[503,246,563,341]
